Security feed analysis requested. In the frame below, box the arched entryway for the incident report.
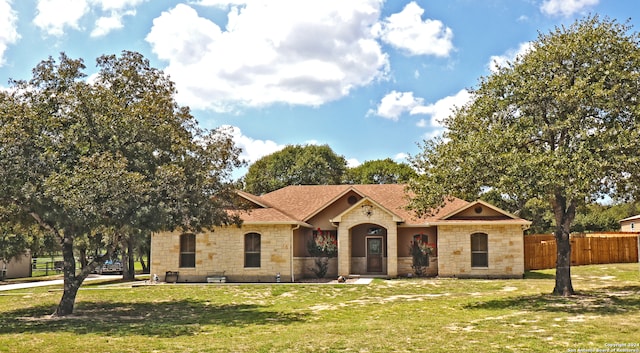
[349,223,387,275]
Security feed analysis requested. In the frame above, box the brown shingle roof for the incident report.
[260,185,356,220]
[232,208,306,225]
[239,184,473,226]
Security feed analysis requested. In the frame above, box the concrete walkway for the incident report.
[354,278,373,284]
[0,275,117,292]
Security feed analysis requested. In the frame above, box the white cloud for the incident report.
[91,0,146,11]
[91,10,136,37]
[33,0,145,37]
[376,1,454,57]
[393,153,408,161]
[190,0,250,7]
[223,125,284,164]
[369,90,424,121]
[540,0,598,17]
[91,1,145,37]
[34,0,90,36]
[370,89,472,126]
[145,1,389,111]
[0,0,20,67]
[410,89,472,127]
[488,42,533,73]
[347,158,361,168]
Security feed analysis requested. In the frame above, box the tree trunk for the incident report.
[551,193,576,296]
[553,226,574,295]
[126,238,135,280]
[54,235,81,316]
[138,253,149,274]
[55,275,80,317]
[144,244,150,274]
[78,247,87,269]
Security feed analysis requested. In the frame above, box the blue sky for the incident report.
[0,0,637,179]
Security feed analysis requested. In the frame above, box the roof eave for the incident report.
[440,199,525,221]
[240,221,313,227]
[303,186,364,221]
[619,215,640,222]
[331,197,404,223]
[429,220,532,226]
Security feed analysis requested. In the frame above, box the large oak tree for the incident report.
[408,16,640,296]
[343,158,417,185]
[0,51,242,315]
[243,144,347,195]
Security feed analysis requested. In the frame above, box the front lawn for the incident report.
[1,263,639,352]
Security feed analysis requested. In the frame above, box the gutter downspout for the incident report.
[291,224,300,283]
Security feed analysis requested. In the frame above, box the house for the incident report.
[150,184,531,282]
[1,251,32,280]
[619,214,640,232]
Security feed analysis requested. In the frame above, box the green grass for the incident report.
[1,263,639,352]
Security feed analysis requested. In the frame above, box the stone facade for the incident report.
[336,202,399,277]
[436,224,525,278]
[151,224,294,283]
[150,185,530,282]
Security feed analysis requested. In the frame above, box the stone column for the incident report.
[337,224,350,276]
[386,226,398,278]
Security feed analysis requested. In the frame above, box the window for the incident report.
[471,233,488,268]
[245,233,261,268]
[180,233,196,268]
[632,223,635,230]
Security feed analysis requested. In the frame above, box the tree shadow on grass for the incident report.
[464,285,640,315]
[524,271,555,280]
[0,299,307,337]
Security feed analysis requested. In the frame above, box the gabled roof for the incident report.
[330,196,404,223]
[431,199,531,226]
[620,214,640,223]
[235,184,482,226]
[259,185,355,221]
[236,190,272,209]
[233,208,310,226]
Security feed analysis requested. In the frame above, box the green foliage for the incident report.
[0,51,242,314]
[409,16,640,295]
[343,158,417,184]
[409,236,434,277]
[0,206,36,265]
[572,201,640,233]
[0,225,30,266]
[307,229,337,278]
[243,144,347,194]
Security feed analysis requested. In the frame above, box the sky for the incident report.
[0,0,638,179]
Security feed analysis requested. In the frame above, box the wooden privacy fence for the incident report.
[524,232,640,270]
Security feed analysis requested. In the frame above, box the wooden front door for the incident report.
[366,237,383,273]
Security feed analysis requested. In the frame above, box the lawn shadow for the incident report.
[465,285,640,315]
[524,271,555,280]
[0,299,306,337]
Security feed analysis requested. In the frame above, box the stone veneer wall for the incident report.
[337,204,398,277]
[436,224,524,278]
[151,224,294,283]
[398,256,438,277]
[293,257,338,280]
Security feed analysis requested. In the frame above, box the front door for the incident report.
[366,237,383,273]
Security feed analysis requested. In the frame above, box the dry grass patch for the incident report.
[0,263,639,352]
